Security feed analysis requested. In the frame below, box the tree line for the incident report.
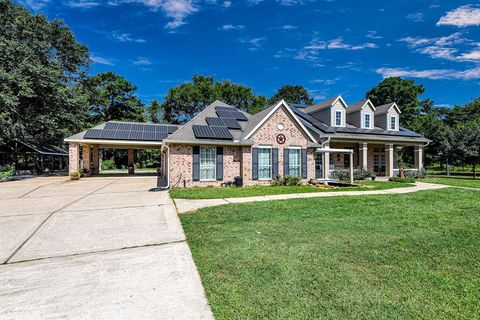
[0,0,479,176]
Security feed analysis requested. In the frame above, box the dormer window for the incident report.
[390,115,396,130]
[364,113,371,129]
[335,111,342,126]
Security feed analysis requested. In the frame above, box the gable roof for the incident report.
[347,99,376,113]
[164,100,253,145]
[304,95,348,114]
[242,100,317,143]
[375,102,401,115]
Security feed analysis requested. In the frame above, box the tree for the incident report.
[0,0,90,149]
[146,99,165,123]
[161,75,267,123]
[269,85,313,105]
[445,97,480,127]
[366,77,430,128]
[80,72,146,124]
[453,124,480,178]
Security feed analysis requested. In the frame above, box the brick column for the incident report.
[91,145,100,175]
[128,148,135,174]
[241,146,252,185]
[359,142,368,170]
[82,145,91,174]
[68,143,79,175]
[414,145,424,171]
[385,143,394,177]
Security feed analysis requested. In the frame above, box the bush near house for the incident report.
[332,168,373,182]
[101,159,116,170]
[271,175,301,186]
[389,176,416,183]
[0,165,14,181]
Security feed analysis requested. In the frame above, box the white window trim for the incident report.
[333,110,344,127]
[364,113,372,129]
[199,146,216,181]
[258,145,272,181]
[389,115,397,131]
[288,146,302,177]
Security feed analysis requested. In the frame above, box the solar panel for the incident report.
[144,125,156,132]
[113,130,128,140]
[130,124,144,131]
[84,129,103,139]
[221,118,241,129]
[104,122,120,130]
[216,109,248,121]
[142,131,156,141]
[235,112,248,121]
[211,126,233,139]
[192,125,212,139]
[128,130,143,140]
[215,106,237,112]
[206,117,225,127]
[156,132,168,140]
[117,123,132,131]
[167,126,177,133]
[100,130,116,139]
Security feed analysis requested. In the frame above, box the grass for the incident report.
[181,189,480,319]
[169,180,414,199]
[423,176,480,189]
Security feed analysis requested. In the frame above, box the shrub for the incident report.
[389,177,415,183]
[101,159,115,170]
[0,165,14,181]
[271,175,301,186]
[70,171,81,180]
[333,168,374,182]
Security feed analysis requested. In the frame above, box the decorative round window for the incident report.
[277,123,285,131]
[276,134,286,145]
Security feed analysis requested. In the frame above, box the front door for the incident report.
[314,153,323,179]
[373,147,386,175]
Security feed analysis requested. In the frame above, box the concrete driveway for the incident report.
[0,176,212,319]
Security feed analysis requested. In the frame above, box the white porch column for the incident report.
[359,142,368,170]
[385,144,394,177]
[414,145,424,171]
[68,143,79,175]
[349,152,354,184]
[322,142,330,179]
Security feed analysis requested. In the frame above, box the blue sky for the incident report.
[19,0,480,108]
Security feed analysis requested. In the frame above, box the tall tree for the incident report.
[161,75,267,124]
[445,97,480,127]
[146,99,165,123]
[366,77,430,128]
[453,124,480,178]
[0,0,90,148]
[80,71,146,124]
[269,85,313,105]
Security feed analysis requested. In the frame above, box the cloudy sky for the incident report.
[19,0,480,107]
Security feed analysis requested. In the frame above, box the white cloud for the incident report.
[458,49,480,61]
[376,67,480,80]
[219,24,245,31]
[22,0,50,10]
[133,57,152,65]
[437,5,480,27]
[406,12,424,22]
[133,0,197,28]
[66,0,100,8]
[295,37,377,62]
[112,32,146,43]
[90,55,114,65]
[398,32,471,61]
[366,30,383,39]
[310,78,340,85]
[270,24,298,30]
[240,37,266,51]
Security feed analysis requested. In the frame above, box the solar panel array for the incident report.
[84,122,178,141]
[205,117,241,129]
[192,125,233,140]
[215,106,248,121]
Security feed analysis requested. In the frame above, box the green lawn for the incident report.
[170,181,414,199]
[181,189,480,319]
[423,176,480,189]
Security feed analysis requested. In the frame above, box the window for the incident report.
[288,148,301,177]
[258,148,272,180]
[200,147,216,181]
[390,116,396,130]
[364,113,371,128]
[335,111,342,126]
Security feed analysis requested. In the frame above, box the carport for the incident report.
[64,121,178,186]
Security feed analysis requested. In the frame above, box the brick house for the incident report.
[65,97,429,188]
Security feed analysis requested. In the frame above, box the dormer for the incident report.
[374,102,401,131]
[304,95,348,128]
[346,99,376,129]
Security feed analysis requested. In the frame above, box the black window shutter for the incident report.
[272,148,279,178]
[283,148,289,176]
[252,148,258,180]
[216,147,223,181]
[302,149,308,179]
[192,146,200,181]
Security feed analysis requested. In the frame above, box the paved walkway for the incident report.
[0,176,213,320]
[174,182,449,213]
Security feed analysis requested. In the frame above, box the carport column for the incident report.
[82,145,91,174]
[68,143,79,175]
[359,142,368,170]
[91,145,100,175]
[385,143,394,177]
[322,142,330,179]
[414,145,424,171]
[128,148,135,174]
